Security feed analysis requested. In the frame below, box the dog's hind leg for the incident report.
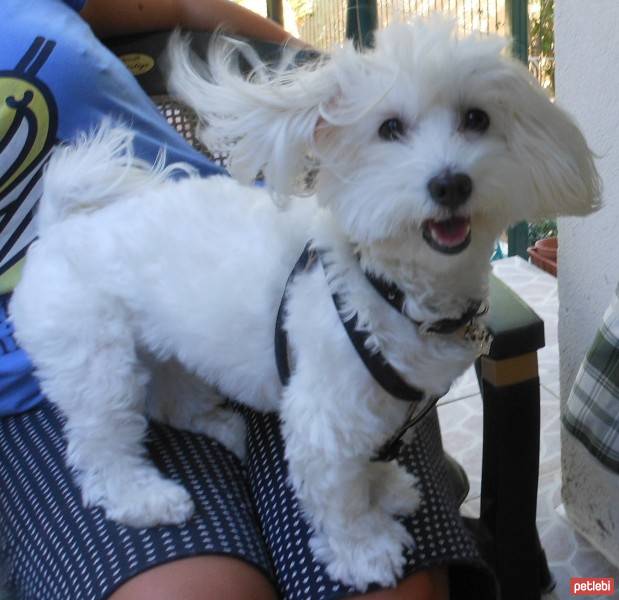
[148,358,247,461]
[10,263,195,527]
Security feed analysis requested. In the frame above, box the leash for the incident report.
[274,241,492,461]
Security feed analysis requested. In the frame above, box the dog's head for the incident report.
[169,18,600,269]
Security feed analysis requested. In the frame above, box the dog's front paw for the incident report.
[369,460,421,516]
[106,478,194,528]
[311,512,413,590]
[86,469,195,528]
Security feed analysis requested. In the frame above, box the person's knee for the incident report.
[109,555,278,600]
[347,567,449,600]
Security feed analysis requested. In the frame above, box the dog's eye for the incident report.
[462,108,490,133]
[378,118,405,141]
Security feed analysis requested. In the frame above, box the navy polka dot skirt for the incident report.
[0,402,496,599]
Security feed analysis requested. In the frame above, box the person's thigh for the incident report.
[109,560,446,600]
[0,402,273,600]
[109,556,278,600]
[349,567,449,600]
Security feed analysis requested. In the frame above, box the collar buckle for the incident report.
[464,320,493,356]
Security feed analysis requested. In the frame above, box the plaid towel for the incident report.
[563,285,619,474]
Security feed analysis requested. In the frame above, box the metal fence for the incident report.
[297,0,507,51]
[295,0,349,50]
[295,0,554,91]
[376,0,507,35]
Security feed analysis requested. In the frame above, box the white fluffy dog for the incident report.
[10,18,599,589]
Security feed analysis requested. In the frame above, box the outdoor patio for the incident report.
[438,256,619,598]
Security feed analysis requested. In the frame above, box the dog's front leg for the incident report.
[281,383,415,591]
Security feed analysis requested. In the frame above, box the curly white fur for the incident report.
[11,18,599,590]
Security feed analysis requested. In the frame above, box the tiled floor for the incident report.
[438,256,619,598]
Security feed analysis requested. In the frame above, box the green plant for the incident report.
[529,0,555,91]
[530,0,554,55]
[528,218,557,246]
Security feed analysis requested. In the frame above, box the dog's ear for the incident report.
[503,62,601,219]
[167,32,339,195]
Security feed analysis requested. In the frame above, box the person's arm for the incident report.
[81,0,305,46]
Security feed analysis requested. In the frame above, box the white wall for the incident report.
[555,0,619,565]
[555,1,619,401]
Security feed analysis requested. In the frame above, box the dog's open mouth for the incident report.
[422,216,471,255]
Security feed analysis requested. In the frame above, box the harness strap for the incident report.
[332,298,425,402]
[274,242,318,387]
[274,242,442,461]
[275,242,429,401]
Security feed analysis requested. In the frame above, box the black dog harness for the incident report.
[274,242,490,461]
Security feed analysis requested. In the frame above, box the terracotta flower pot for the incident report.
[527,236,558,276]
[534,236,558,259]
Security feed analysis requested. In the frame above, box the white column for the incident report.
[555,0,619,566]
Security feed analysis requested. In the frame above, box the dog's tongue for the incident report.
[427,217,471,247]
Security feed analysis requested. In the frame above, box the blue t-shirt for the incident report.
[0,0,225,415]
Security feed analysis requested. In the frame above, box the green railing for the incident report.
[505,0,529,258]
[346,0,377,48]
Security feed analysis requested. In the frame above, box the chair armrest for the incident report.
[479,274,545,389]
[484,274,545,360]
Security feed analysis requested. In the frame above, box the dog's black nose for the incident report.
[427,172,473,208]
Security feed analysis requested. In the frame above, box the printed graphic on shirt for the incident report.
[0,37,58,290]
[119,53,155,76]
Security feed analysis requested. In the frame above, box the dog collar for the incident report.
[362,267,488,335]
[274,242,443,461]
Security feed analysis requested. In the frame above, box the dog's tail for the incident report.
[38,121,194,231]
